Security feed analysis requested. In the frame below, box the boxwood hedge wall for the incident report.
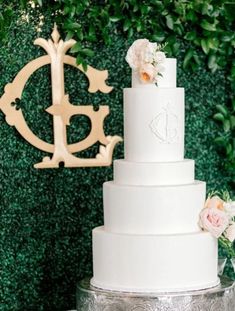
[0,5,233,311]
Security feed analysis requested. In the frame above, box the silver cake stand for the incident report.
[76,277,235,311]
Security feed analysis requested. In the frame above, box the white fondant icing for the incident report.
[124,88,184,162]
[114,159,195,186]
[131,58,176,88]
[92,227,219,293]
[103,181,206,234]
[91,55,219,293]
[158,58,176,88]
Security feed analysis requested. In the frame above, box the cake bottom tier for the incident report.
[91,227,219,293]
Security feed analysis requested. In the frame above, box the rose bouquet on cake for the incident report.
[199,191,235,258]
[125,39,167,84]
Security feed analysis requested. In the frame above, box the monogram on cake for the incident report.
[91,39,219,292]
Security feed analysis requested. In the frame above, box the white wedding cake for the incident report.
[91,39,219,292]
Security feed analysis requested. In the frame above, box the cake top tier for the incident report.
[126,39,176,88]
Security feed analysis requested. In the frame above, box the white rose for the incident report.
[125,39,149,69]
[143,50,154,63]
[141,42,156,63]
[225,223,235,242]
[147,42,157,54]
[154,51,166,63]
[223,201,235,218]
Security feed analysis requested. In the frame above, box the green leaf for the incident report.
[164,44,172,56]
[193,54,200,65]
[225,3,235,21]
[232,99,235,112]
[208,38,219,50]
[201,3,213,15]
[128,28,134,38]
[19,0,27,8]
[64,6,71,15]
[110,16,122,22]
[226,144,233,156]
[214,136,226,146]
[216,104,228,117]
[76,29,84,41]
[80,48,94,57]
[230,116,235,129]
[68,22,81,30]
[141,5,151,14]
[88,25,96,41]
[200,20,217,31]
[183,49,194,69]
[186,10,196,22]
[184,31,196,41]
[172,42,180,55]
[70,42,82,53]
[201,39,210,54]
[136,22,142,32]
[37,0,42,6]
[82,62,88,72]
[213,113,224,121]
[208,55,218,72]
[166,15,174,30]
[65,31,74,41]
[123,19,131,31]
[223,119,230,132]
[76,55,83,65]
[175,24,184,36]
[221,32,234,42]
[152,33,166,42]
[133,4,139,12]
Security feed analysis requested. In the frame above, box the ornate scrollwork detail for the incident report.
[76,278,235,311]
[0,24,121,168]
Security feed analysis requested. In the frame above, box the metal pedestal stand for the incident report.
[76,277,235,311]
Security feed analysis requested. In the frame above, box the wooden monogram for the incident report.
[0,24,122,168]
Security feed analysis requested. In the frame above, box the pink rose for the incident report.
[199,207,229,238]
[225,223,235,242]
[125,39,149,70]
[139,63,156,83]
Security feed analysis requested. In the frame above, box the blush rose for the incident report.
[139,63,157,83]
[199,206,229,238]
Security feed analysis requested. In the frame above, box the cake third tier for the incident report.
[103,180,206,235]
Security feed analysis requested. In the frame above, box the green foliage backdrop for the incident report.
[0,2,234,311]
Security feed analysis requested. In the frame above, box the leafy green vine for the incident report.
[0,0,234,180]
